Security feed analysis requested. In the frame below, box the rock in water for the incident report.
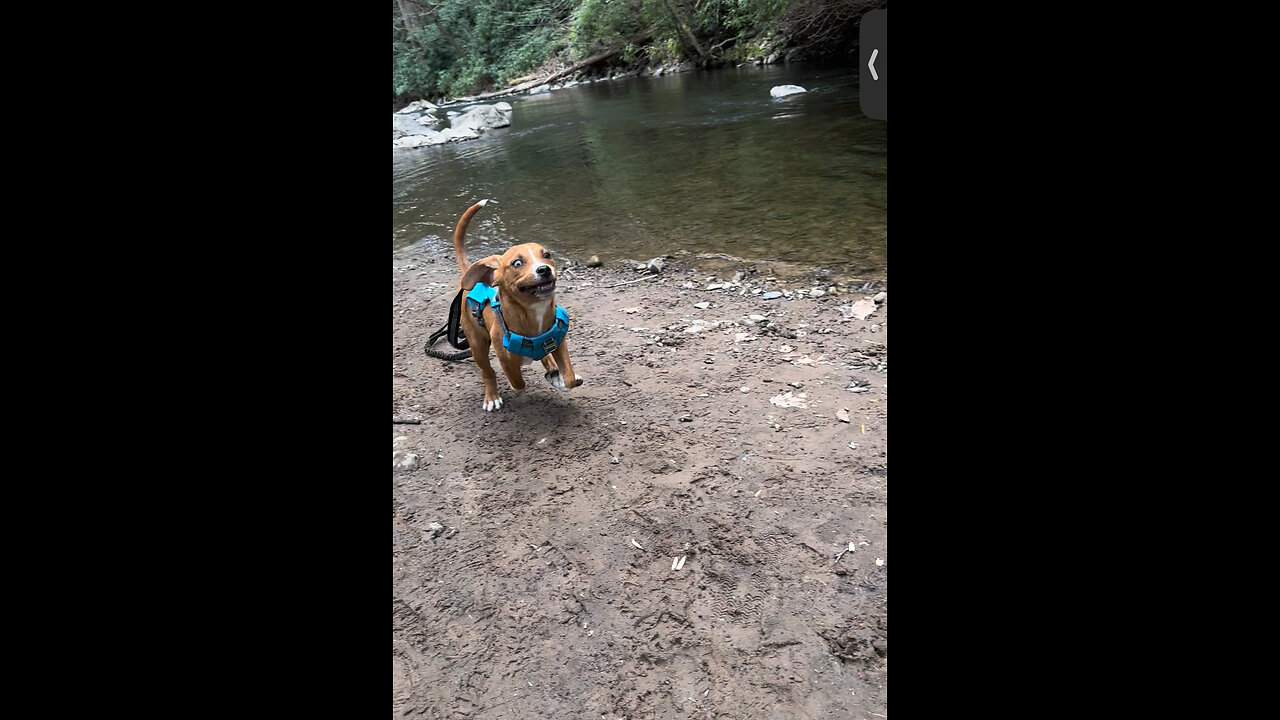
[449,103,513,134]
[770,85,807,98]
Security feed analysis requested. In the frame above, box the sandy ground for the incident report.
[393,244,887,719]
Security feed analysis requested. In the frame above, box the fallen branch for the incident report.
[595,275,660,289]
[467,48,623,102]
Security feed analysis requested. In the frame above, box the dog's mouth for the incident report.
[521,279,557,297]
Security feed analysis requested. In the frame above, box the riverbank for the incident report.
[393,244,888,718]
[393,0,881,107]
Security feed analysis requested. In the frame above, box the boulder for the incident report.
[396,99,438,114]
[393,114,434,137]
[450,103,513,133]
[441,126,481,142]
[393,134,438,149]
[394,102,513,147]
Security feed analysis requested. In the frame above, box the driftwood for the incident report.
[464,48,623,103]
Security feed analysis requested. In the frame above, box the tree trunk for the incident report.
[396,0,421,35]
[402,0,464,57]
[661,0,708,60]
[424,4,465,57]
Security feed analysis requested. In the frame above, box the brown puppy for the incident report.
[452,200,582,411]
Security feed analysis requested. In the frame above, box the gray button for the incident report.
[860,9,887,120]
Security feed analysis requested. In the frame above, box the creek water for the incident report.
[393,62,886,280]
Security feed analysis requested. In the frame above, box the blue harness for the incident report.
[465,283,569,360]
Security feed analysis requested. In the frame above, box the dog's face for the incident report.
[464,242,557,302]
[497,242,557,300]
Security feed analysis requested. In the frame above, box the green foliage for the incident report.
[723,0,789,34]
[393,0,882,103]
[569,0,646,58]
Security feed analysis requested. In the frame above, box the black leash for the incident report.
[424,289,473,361]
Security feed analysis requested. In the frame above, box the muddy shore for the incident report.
[393,245,887,719]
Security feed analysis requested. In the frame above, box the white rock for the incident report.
[393,451,419,471]
[770,84,807,98]
[849,299,877,320]
[769,391,809,408]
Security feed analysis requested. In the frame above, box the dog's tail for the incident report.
[453,199,490,275]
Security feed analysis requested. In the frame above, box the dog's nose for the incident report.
[536,265,551,277]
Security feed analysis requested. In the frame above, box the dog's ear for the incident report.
[461,259,498,291]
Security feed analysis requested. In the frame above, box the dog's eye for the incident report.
[542,251,551,259]
[512,259,523,268]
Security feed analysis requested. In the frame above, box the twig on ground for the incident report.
[596,275,660,289]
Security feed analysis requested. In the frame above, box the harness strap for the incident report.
[446,289,469,348]
[464,283,569,361]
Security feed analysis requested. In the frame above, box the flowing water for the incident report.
[393,62,886,281]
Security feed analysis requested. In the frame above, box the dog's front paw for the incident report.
[545,369,583,391]
[545,369,567,391]
[482,396,504,412]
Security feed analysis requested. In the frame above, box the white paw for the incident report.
[545,370,567,391]
[483,396,503,412]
